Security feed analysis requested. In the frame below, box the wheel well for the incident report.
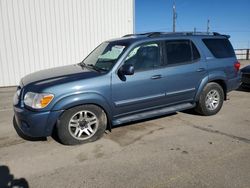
[209,80,227,100]
[52,103,112,136]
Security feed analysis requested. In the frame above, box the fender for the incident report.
[195,71,227,101]
[51,92,113,130]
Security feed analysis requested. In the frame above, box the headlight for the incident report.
[24,92,54,109]
[13,89,21,105]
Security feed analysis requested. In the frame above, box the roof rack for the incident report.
[122,34,137,37]
[122,32,230,38]
[122,32,161,38]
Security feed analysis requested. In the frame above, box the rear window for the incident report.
[202,38,235,58]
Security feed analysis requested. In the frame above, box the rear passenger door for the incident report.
[159,39,207,104]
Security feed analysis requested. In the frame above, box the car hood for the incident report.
[21,64,100,87]
[241,65,250,73]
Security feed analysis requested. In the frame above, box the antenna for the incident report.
[207,19,210,33]
[173,1,177,32]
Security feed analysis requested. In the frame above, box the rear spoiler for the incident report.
[213,32,230,38]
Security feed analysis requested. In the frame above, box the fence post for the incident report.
[247,49,249,60]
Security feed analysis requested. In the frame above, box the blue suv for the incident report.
[13,32,241,145]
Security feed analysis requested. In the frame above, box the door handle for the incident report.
[151,75,162,79]
[196,68,205,72]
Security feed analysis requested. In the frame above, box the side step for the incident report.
[112,102,195,126]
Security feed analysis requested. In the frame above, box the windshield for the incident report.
[82,42,128,72]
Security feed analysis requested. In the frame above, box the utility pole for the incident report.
[194,27,197,33]
[173,2,177,32]
[207,19,210,33]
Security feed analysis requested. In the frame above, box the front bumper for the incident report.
[13,106,63,137]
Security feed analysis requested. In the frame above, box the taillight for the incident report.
[234,61,240,71]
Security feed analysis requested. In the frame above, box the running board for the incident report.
[112,103,195,126]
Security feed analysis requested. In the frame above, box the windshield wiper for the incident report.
[86,64,107,72]
[78,61,86,68]
[78,61,107,72]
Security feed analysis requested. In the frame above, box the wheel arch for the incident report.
[195,75,227,101]
[51,93,113,131]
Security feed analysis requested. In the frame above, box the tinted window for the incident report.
[165,40,192,65]
[203,38,235,58]
[124,43,160,71]
[192,42,200,60]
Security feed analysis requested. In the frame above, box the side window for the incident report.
[124,43,160,71]
[191,42,201,60]
[202,38,235,58]
[165,40,192,65]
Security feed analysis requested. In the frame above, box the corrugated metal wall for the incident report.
[0,0,134,87]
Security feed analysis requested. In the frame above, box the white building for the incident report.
[0,0,134,87]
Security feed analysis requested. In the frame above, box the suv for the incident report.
[13,32,241,145]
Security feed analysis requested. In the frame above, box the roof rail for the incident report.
[122,34,136,37]
[122,32,230,38]
[147,32,162,37]
[122,32,161,38]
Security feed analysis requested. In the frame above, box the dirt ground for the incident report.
[0,60,249,188]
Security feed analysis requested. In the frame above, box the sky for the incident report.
[135,0,250,49]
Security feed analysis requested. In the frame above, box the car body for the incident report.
[241,65,250,88]
[13,32,241,145]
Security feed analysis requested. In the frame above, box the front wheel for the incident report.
[56,105,107,145]
[195,82,224,116]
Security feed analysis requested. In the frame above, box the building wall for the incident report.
[0,0,134,87]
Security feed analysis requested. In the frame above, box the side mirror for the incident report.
[119,64,134,75]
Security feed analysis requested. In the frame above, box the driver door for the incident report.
[111,42,166,117]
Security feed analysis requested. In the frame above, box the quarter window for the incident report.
[202,38,235,58]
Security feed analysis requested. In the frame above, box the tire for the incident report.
[56,105,107,145]
[195,82,224,116]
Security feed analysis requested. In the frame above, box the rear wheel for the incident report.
[195,82,224,116]
[57,105,107,145]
